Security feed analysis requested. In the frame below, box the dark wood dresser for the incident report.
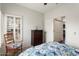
[31,30,43,46]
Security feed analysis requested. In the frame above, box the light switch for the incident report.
[74,32,76,35]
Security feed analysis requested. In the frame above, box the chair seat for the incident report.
[6,43,21,48]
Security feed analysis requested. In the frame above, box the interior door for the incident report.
[54,19,64,42]
[0,10,1,46]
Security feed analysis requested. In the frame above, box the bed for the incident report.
[19,42,79,56]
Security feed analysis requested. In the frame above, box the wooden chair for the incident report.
[4,32,22,56]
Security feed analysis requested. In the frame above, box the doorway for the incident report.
[53,18,65,43]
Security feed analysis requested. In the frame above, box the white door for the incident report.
[0,10,1,47]
[54,20,63,42]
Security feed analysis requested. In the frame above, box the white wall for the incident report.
[1,3,44,49]
[44,4,79,49]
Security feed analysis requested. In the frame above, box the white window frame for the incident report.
[4,14,23,43]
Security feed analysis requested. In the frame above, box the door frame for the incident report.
[53,18,65,43]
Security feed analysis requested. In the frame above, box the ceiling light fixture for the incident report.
[56,3,58,5]
[44,3,47,5]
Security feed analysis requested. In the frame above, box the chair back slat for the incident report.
[4,32,14,44]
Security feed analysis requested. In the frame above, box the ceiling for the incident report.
[17,3,64,13]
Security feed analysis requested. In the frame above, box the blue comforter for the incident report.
[19,42,79,56]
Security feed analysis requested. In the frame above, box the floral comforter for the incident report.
[19,42,79,56]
